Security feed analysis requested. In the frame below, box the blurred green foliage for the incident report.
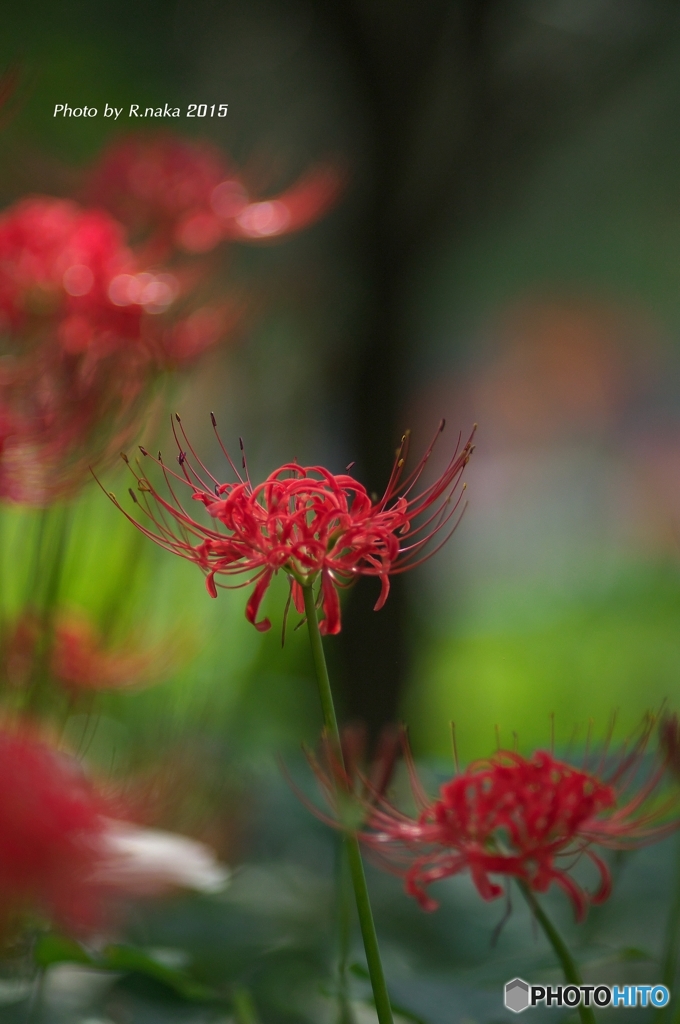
[1,766,676,1023]
[3,0,680,1019]
[408,561,680,762]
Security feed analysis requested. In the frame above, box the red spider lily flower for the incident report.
[177,163,343,251]
[51,612,164,693]
[86,132,343,256]
[0,722,227,938]
[0,194,217,363]
[0,610,40,689]
[0,610,169,693]
[0,389,150,505]
[85,133,229,245]
[0,334,159,504]
[302,720,680,921]
[112,417,475,635]
[0,194,240,502]
[0,722,117,935]
[204,163,344,243]
[0,196,141,352]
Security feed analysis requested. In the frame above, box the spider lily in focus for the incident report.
[112,416,475,635]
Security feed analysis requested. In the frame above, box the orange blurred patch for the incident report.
[472,297,658,444]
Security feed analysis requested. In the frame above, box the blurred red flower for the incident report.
[87,133,343,256]
[0,195,243,502]
[0,197,152,501]
[0,136,340,504]
[0,197,140,352]
[0,610,40,689]
[116,417,474,634]
[0,722,227,938]
[319,722,680,920]
[85,133,229,245]
[0,724,114,934]
[51,612,163,693]
[0,609,167,693]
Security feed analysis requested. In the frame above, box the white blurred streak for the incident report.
[96,820,229,895]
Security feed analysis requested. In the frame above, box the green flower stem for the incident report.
[302,583,341,744]
[336,844,356,1024]
[302,583,394,1024]
[518,881,597,1024]
[25,506,72,712]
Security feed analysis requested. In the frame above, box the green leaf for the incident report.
[33,934,219,1003]
[33,934,94,968]
[100,944,218,1002]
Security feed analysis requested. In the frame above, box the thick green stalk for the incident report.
[25,506,72,712]
[301,584,394,1024]
[518,882,597,1024]
[336,844,356,1024]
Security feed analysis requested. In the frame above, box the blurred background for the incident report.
[3,1,680,1020]
[4,0,680,759]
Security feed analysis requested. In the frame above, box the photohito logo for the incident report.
[503,979,670,1012]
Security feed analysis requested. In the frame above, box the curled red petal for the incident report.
[586,849,612,905]
[405,868,440,912]
[205,572,218,598]
[291,580,305,615]
[373,573,390,611]
[245,570,274,632]
[549,870,588,923]
[470,862,504,902]
[319,572,341,635]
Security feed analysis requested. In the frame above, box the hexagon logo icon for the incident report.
[505,978,530,1013]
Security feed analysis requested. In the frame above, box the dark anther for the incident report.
[120,452,129,464]
[210,412,217,426]
[139,446,148,456]
[178,451,187,465]
[128,488,138,504]
[214,483,220,495]
[175,413,181,423]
